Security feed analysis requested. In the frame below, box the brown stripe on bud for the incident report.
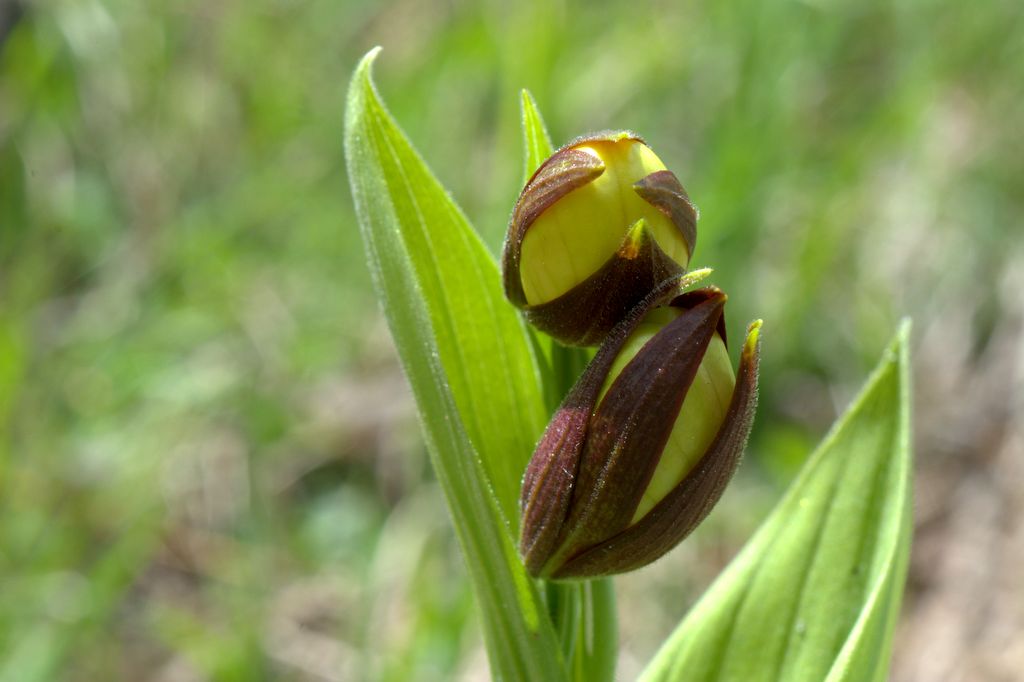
[519,219,686,346]
[502,148,605,306]
[633,170,698,259]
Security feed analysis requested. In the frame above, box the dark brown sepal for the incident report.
[633,169,698,259]
[552,319,762,579]
[669,288,729,348]
[502,148,605,307]
[519,220,687,346]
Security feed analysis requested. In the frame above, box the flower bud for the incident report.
[502,131,698,346]
[519,278,761,579]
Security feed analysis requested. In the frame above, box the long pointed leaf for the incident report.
[521,89,554,184]
[347,52,548,525]
[345,48,564,681]
[640,321,913,682]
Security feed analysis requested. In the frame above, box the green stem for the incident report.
[579,578,618,682]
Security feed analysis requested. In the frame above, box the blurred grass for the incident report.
[1,0,1022,680]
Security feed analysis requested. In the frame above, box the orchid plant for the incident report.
[345,47,912,682]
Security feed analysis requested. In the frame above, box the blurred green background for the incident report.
[2,0,1022,680]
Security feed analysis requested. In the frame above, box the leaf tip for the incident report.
[881,317,912,375]
[520,88,539,112]
[345,47,385,147]
[357,45,383,73]
[350,46,384,99]
[894,317,912,353]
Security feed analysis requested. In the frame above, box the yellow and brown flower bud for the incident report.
[502,132,698,346]
[519,278,761,579]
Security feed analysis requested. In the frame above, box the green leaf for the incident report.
[640,321,913,682]
[346,48,547,527]
[345,48,564,681]
[521,89,554,184]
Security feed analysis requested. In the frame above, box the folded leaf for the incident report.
[640,321,912,682]
[345,48,564,681]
